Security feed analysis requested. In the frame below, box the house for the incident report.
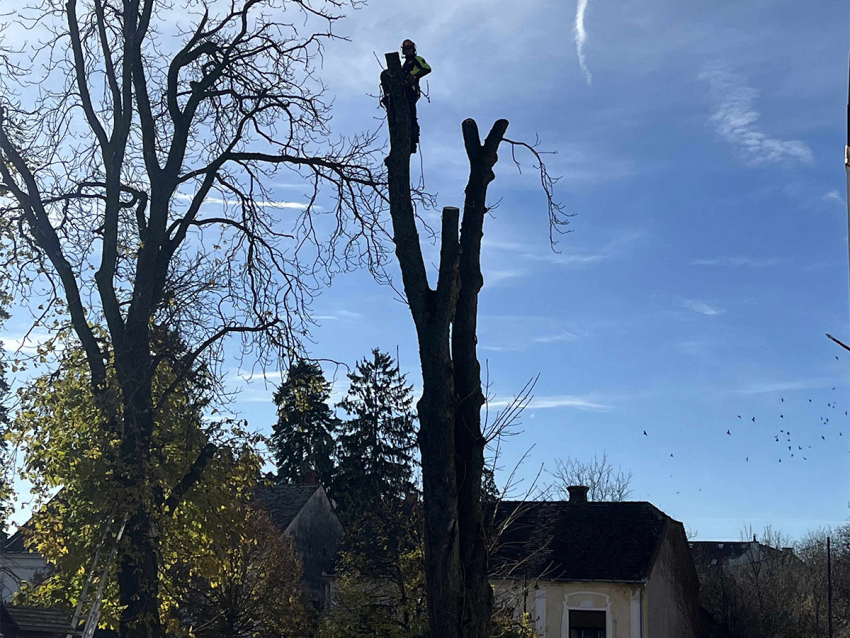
[0,603,75,638]
[1,532,49,602]
[688,538,796,571]
[3,478,344,615]
[258,480,344,612]
[489,486,700,638]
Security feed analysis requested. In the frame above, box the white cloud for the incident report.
[492,229,646,268]
[173,192,309,210]
[574,0,593,86]
[700,64,813,166]
[824,190,845,205]
[314,309,363,321]
[681,299,725,316]
[1,331,55,355]
[690,256,780,268]
[488,394,612,412]
[485,269,525,286]
[736,378,832,395]
[533,332,578,344]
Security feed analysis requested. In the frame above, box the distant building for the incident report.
[258,480,344,612]
[0,603,75,638]
[689,538,800,637]
[689,538,795,570]
[489,486,700,638]
[1,532,48,603]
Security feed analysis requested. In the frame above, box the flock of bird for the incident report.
[641,356,847,465]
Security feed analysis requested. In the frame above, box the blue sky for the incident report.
[6,0,850,541]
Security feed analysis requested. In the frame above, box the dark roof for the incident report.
[257,484,320,530]
[689,540,787,568]
[490,500,671,582]
[1,604,75,635]
[4,528,28,553]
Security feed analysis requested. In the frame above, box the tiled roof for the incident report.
[1,604,75,634]
[489,500,670,582]
[256,484,319,531]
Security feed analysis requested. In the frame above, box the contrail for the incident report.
[574,0,592,85]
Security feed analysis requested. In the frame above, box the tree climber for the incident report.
[382,39,431,153]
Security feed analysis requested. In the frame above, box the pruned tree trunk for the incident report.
[383,51,505,638]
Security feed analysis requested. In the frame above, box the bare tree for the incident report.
[549,452,632,502]
[0,2,386,636]
[380,52,566,638]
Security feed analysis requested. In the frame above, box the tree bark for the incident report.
[383,51,507,638]
[114,329,162,638]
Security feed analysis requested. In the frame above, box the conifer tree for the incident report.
[334,349,417,523]
[271,360,339,487]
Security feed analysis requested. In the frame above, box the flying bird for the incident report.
[780,415,784,418]
[781,398,784,402]
[752,417,756,422]
[670,453,674,458]
[643,430,647,436]
[737,415,742,419]
[726,430,731,435]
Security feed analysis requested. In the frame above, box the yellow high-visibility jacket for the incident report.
[403,55,431,81]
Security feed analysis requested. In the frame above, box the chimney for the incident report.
[567,485,589,504]
[301,465,317,485]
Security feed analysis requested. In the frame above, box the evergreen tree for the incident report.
[271,360,338,487]
[335,349,417,518]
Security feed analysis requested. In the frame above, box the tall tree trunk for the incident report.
[382,52,507,638]
[452,118,506,637]
[115,332,162,638]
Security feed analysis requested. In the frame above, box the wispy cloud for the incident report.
[823,190,845,206]
[681,299,725,316]
[574,0,593,85]
[736,378,832,395]
[700,64,813,166]
[690,256,780,268]
[488,394,612,412]
[533,332,579,344]
[230,369,285,384]
[1,331,54,356]
[485,269,525,286]
[313,309,363,322]
[492,229,646,268]
[174,192,309,210]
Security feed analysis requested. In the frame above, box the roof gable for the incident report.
[490,500,669,582]
[257,484,321,531]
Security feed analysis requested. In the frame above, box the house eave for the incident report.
[491,575,648,585]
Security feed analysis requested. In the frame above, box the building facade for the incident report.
[490,487,700,638]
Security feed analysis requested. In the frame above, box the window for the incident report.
[569,610,605,638]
